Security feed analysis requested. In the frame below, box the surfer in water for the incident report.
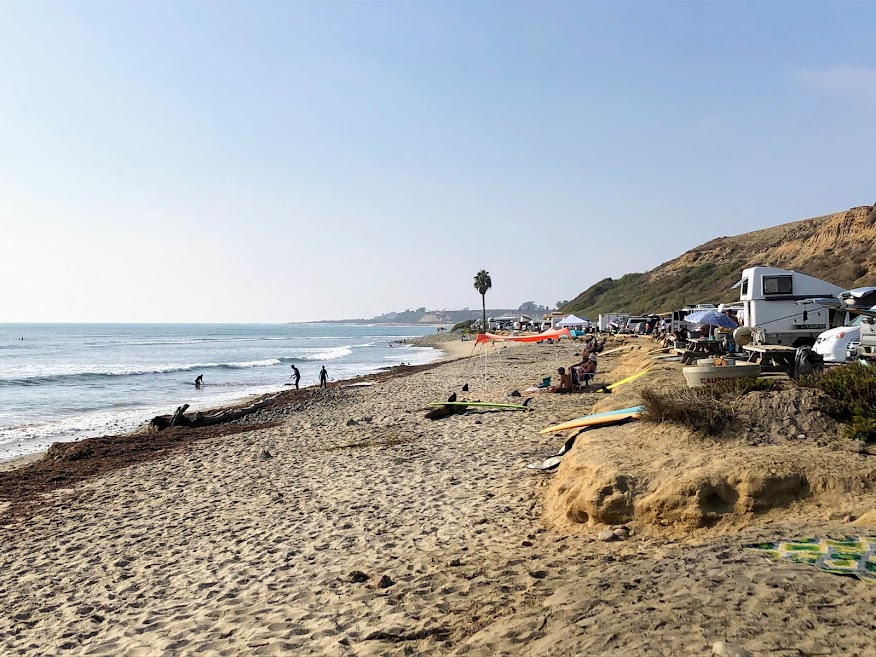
[319,366,328,389]
[194,374,204,388]
[290,364,300,390]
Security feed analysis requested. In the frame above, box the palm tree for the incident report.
[473,270,492,331]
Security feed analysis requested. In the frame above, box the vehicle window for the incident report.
[741,279,748,295]
[851,316,863,327]
[763,275,792,295]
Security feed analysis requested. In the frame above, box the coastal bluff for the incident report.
[565,202,876,318]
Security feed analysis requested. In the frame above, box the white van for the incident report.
[813,318,862,363]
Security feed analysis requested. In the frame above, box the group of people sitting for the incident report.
[551,337,600,393]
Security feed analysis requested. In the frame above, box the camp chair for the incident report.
[572,366,593,390]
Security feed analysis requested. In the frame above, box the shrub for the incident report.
[640,387,731,436]
[641,377,781,436]
[711,377,781,395]
[800,363,876,419]
[847,417,876,443]
[799,364,876,442]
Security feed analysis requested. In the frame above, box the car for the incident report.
[813,317,862,363]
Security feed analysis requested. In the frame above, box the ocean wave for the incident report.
[0,346,354,387]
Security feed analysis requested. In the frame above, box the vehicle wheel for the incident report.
[792,337,815,348]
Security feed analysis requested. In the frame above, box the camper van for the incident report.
[734,267,845,347]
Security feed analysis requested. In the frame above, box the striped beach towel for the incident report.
[747,536,876,583]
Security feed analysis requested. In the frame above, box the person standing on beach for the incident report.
[290,364,301,389]
[319,366,328,389]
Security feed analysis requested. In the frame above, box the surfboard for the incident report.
[426,400,531,410]
[540,408,642,434]
[598,345,638,357]
[604,367,653,391]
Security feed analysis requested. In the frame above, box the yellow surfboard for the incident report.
[604,366,653,391]
[540,409,642,434]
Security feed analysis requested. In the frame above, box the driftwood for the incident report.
[150,394,280,431]
[170,404,190,427]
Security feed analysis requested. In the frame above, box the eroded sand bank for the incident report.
[2,336,875,656]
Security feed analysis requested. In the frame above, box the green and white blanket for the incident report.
[747,536,876,583]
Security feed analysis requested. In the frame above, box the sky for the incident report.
[1,2,874,323]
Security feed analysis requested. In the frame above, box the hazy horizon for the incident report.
[2,2,873,323]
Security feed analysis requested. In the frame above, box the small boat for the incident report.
[682,361,760,387]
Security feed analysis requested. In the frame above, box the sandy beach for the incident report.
[2,335,876,657]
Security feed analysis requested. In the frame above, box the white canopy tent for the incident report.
[556,314,590,328]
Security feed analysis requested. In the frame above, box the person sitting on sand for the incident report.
[571,353,597,387]
[550,367,573,393]
[194,375,204,388]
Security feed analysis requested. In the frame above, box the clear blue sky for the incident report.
[1,2,873,322]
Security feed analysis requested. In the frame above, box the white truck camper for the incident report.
[597,313,630,332]
[734,267,845,347]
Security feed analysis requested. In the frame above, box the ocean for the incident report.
[0,323,444,462]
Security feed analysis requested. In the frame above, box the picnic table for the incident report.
[675,339,726,364]
[742,344,798,373]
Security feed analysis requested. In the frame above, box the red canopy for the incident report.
[475,327,572,344]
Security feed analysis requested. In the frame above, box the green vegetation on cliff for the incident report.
[564,204,876,317]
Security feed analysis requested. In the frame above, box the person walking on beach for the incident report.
[290,364,301,390]
[319,366,328,389]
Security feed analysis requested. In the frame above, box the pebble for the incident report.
[347,570,369,583]
[370,574,394,589]
[448,558,462,567]
[712,641,752,657]
[346,419,358,426]
[529,570,547,579]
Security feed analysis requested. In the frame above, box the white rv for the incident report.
[733,267,845,347]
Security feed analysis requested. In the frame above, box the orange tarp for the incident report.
[475,327,572,344]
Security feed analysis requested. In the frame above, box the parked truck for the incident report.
[733,266,845,347]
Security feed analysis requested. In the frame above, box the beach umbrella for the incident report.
[684,310,737,328]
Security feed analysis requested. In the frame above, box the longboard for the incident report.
[540,408,642,434]
[426,400,530,410]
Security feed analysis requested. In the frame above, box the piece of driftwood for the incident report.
[150,394,280,431]
[170,404,190,427]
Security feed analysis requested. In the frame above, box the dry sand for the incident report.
[2,336,876,656]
